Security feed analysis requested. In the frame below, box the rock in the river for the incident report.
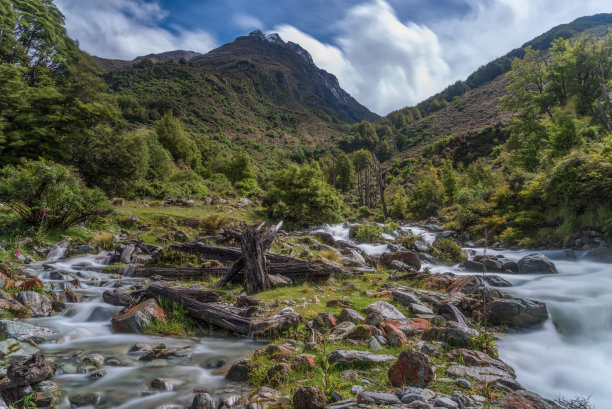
[226,359,254,382]
[15,292,52,317]
[363,301,406,321]
[379,251,421,270]
[64,287,82,303]
[191,393,216,409]
[494,390,561,409]
[517,253,558,274]
[111,299,166,333]
[0,339,40,362]
[388,350,436,387]
[484,298,548,327]
[5,352,55,387]
[69,392,100,407]
[328,350,395,364]
[293,386,328,409]
[0,320,56,341]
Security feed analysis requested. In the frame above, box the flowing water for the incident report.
[317,223,611,406]
[22,253,257,409]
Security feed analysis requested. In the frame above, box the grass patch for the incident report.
[91,231,115,250]
[145,297,195,337]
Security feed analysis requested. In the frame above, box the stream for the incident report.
[22,251,257,409]
[317,223,611,407]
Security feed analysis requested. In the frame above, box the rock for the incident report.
[357,392,400,405]
[384,323,408,346]
[483,274,513,287]
[392,290,421,307]
[363,301,406,321]
[346,325,378,341]
[501,261,519,274]
[65,287,82,303]
[494,390,560,409]
[350,385,363,395]
[328,321,355,341]
[328,350,395,364]
[484,298,548,327]
[191,393,216,409]
[458,260,485,272]
[111,299,166,333]
[0,292,25,313]
[119,244,135,264]
[422,324,475,349]
[446,349,515,375]
[431,397,459,408]
[0,339,40,362]
[15,292,52,317]
[517,253,558,274]
[0,320,55,341]
[69,392,100,407]
[248,387,284,409]
[83,353,105,367]
[420,344,441,357]
[151,378,173,391]
[293,386,328,409]
[267,363,291,387]
[68,245,95,256]
[314,232,335,246]
[388,350,435,387]
[326,299,353,308]
[446,364,521,390]
[5,352,55,387]
[293,354,316,370]
[455,378,471,389]
[339,308,364,324]
[315,312,337,328]
[226,359,253,382]
[390,260,412,271]
[369,337,382,351]
[379,251,421,270]
[411,304,434,315]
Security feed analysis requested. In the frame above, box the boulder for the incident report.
[392,290,420,307]
[0,292,25,313]
[346,325,379,341]
[315,312,337,328]
[0,320,56,341]
[517,253,558,274]
[494,390,561,409]
[363,301,406,321]
[0,339,39,362]
[446,364,521,390]
[328,322,356,341]
[339,308,365,324]
[379,251,421,270]
[111,299,166,333]
[5,352,55,387]
[248,387,285,409]
[328,350,395,364]
[267,363,291,387]
[388,350,436,387]
[226,359,254,382]
[293,354,316,370]
[446,349,515,375]
[15,292,52,317]
[422,324,475,349]
[384,323,408,346]
[191,393,216,409]
[485,298,548,327]
[357,392,400,405]
[69,392,101,407]
[293,386,328,409]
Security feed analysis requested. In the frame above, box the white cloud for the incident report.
[276,0,451,115]
[233,14,264,31]
[55,0,217,60]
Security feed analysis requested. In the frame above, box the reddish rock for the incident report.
[448,276,482,295]
[385,318,429,333]
[379,251,421,270]
[346,325,378,341]
[388,350,435,387]
[340,308,365,323]
[111,299,166,333]
[423,275,454,290]
[293,354,316,370]
[384,322,408,346]
[293,386,328,409]
[315,312,337,328]
[494,390,559,409]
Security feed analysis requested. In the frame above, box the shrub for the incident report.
[200,214,230,235]
[431,238,466,264]
[0,160,112,230]
[91,232,115,250]
[354,222,384,243]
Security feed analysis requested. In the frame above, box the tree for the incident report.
[335,153,354,192]
[0,159,112,230]
[390,186,408,219]
[155,111,201,169]
[265,163,344,228]
[439,159,457,205]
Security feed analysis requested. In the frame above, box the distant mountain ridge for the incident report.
[94,50,203,71]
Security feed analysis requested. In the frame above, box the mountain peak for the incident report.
[249,30,285,44]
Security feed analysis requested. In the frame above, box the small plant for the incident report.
[145,297,195,336]
[199,214,230,235]
[353,222,384,243]
[9,392,39,409]
[320,250,340,262]
[91,231,115,250]
[396,233,423,249]
[430,238,466,264]
[554,396,594,409]
[151,248,198,266]
[471,331,499,358]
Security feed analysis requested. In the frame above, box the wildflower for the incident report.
[15,248,21,261]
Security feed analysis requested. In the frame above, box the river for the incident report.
[317,223,610,407]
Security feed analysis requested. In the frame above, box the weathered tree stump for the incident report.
[215,222,282,293]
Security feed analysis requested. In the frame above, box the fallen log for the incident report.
[102,289,147,307]
[146,284,251,335]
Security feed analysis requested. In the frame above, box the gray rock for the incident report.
[15,292,52,317]
[517,253,557,274]
[0,338,39,362]
[83,353,105,367]
[369,337,382,351]
[328,350,395,364]
[69,392,100,407]
[339,308,365,324]
[350,385,363,395]
[329,322,356,341]
[485,298,548,327]
[191,393,216,409]
[411,303,434,315]
[401,393,424,404]
[392,290,420,307]
[357,392,400,405]
[455,378,471,389]
[363,301,406,321]
[431,397,459,408]
[0,320,56,341]
[446,365,521,390]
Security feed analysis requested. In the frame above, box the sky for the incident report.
[55,0,611,115]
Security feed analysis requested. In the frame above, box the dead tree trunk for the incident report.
[371,154,389,219]
[214,222,282,293]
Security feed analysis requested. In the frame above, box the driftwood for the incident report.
[214,222,282,292]
[132,260,332,283]
[146,284,301,336]
[103,289,147,307]
[146,284,251,335]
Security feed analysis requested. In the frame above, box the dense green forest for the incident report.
[1,0,612,245]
